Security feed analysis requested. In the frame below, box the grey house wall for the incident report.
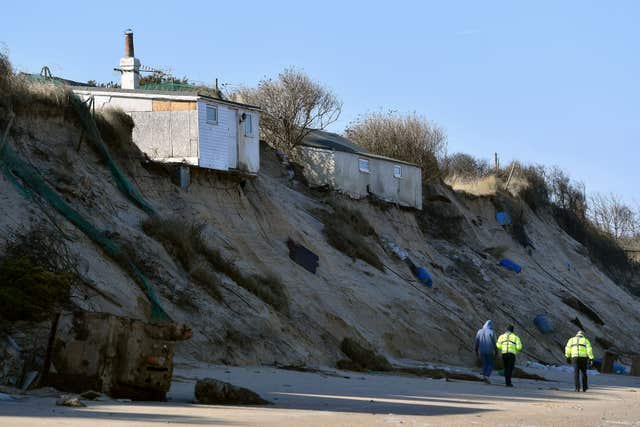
[297,147,422,209]
[130,110,199,163]
[295,147,336,187]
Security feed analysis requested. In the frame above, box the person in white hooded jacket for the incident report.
[475,320,497,383]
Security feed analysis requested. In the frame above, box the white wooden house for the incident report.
[72,31,260,175]
[296,130,423,209]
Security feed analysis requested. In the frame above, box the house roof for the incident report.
[301,129,370,154]
[139,82,224,99]
[70,85,261,111]
[21,72,87,87]
[301,129,419,167]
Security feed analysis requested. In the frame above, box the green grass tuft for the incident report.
[141,216,203,271]
[315,203,384,271]
[142,216,288,311]
[0,256,72,321]
[199,242,288,313]
[0,227,75,321]
[189,266,223,301]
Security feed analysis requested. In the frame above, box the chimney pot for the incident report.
[124,30,134,58]
[120,29,140,89]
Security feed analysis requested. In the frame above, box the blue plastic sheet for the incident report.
[533,314,553,334]
[417,267,433,287]
[499,258,522,273]
[613,363,627,375]
[405,258,433,287]
[496,211,512,226]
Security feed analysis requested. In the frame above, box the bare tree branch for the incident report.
[230,69,342,155]
[589,192,638,240]
[344,111,447,183]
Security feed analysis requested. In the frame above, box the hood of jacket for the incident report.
[476,320,497,354]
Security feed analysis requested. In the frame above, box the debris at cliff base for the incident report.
[55,395,86,407]
[337,338,392,372]
[194,378,269,405]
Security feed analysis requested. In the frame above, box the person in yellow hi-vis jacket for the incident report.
[565,330,594,392]
[496,325,522,387]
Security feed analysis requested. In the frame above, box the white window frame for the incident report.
[393,165,403,178]
[358,158,370,173]
[206,105,218,124]
[244,113,253,136]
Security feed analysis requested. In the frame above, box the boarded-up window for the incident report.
[152,100,196,111]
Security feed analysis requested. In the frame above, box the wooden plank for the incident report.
[169,101,197,111]
[152,100,196,111]
[152,100,171,111]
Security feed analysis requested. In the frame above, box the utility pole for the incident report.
[494,152,500,173]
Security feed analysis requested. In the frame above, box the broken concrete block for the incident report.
[44,311,191,401]
[56,395,86,407]
[194,378,269,405]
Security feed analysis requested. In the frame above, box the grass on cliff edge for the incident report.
[142,216,287,312]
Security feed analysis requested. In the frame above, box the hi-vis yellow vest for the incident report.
[496,332,522,354]
[565,335,594,359]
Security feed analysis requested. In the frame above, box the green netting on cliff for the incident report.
[70,95,156,216]
[0,139,168,320]
[0,109,168,321]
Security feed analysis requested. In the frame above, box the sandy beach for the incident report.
[1,363,639,426]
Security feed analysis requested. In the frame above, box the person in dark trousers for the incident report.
[565,330,594,392]
[496,325,522,387]
[475,320,497,383]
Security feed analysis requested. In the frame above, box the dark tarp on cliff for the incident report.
[287,238,319,274]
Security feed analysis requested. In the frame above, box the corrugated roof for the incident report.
[301,129,419,167]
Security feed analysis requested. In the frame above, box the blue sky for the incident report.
[3,1,638,203]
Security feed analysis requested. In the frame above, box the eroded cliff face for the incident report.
[1,104,639,373]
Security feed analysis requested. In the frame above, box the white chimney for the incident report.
[120,30,140,89]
